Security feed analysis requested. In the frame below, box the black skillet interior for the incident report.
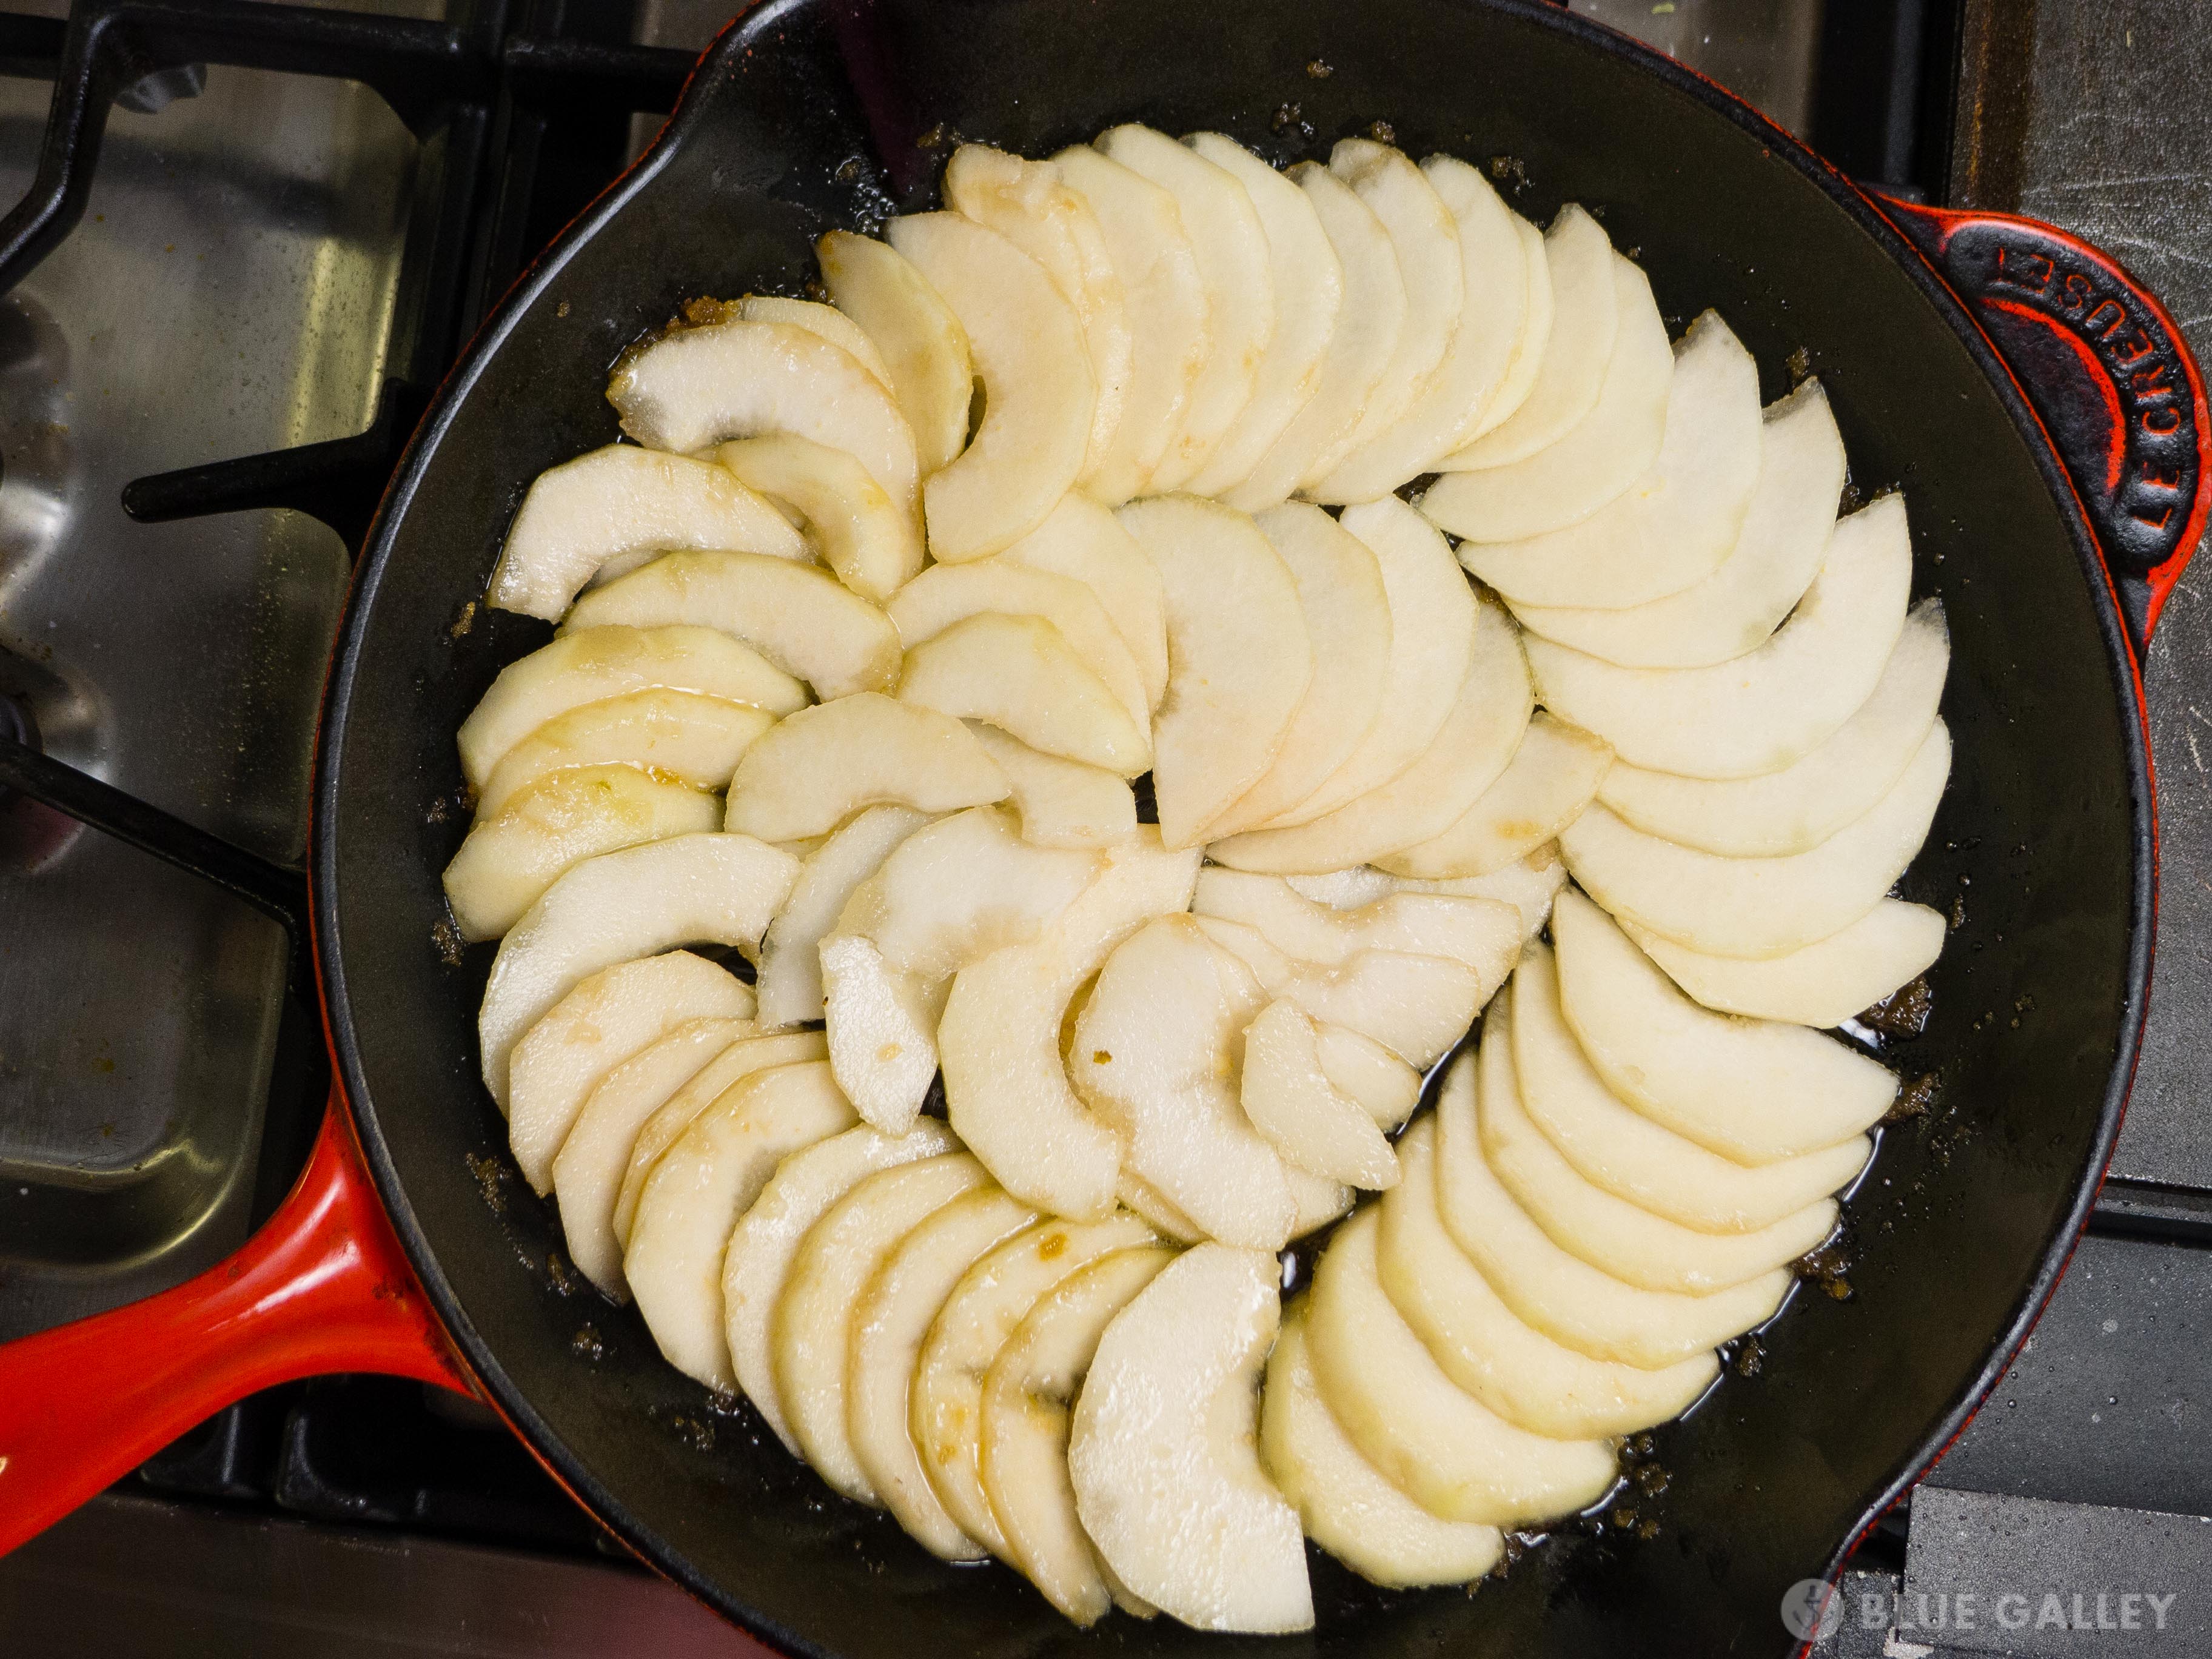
[316,2,2150,1655]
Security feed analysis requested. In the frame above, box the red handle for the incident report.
[1868,192,2210,656]
[0,1091,472,1555]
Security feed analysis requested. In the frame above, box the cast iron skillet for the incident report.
[2,3,2206,1656]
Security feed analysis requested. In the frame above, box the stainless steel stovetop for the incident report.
[1,2,2208,1654]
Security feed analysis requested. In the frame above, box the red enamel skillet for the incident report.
[1,3,2204,1655]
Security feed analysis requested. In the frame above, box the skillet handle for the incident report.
[1866,191,2209,658]
[0,1092,471,1556]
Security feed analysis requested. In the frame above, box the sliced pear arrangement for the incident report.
[1230,162,1405,511]
[945,143,1131,488]
[486,443,808,621]
[1068,1244,1313,1634]
[608,317,920,514]
[1456,312,1763,609]
[1507,380,1846,667]
[1094,125,1273,492]
[723,693,1008,843]
[887,212,1095,561]
[1445,204,1616,469]
[1421,255,1673,538]
[626,1058,859,1389]
[475,689,775,821]
[458,626,806,789]
[815,229,974,478]
[1181,133,1342,499]
[1599,598,1949,856]
[714,435,924,603]
[1117,495,1310,846]
[503,950,752,1192]
[1626,900,1947,1028]
[723,1120,961,1451]
[475,832,796,1107]
[1378,713,1612,880]
[451,119,1965,1632]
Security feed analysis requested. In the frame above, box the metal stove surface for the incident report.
[0,1,2207,1655]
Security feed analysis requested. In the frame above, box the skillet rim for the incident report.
[312,0,2155,1640]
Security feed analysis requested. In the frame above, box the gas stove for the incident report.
[0,2,2203,1654]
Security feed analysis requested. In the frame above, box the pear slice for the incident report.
[1262,1308,1504,1587]
[1511,945,1870,1230]
[444,766,720,942]
[1457,313,1762,609]
[816,230,974,478]
[945,144,1130,486]
[753,806,929,1029]
[607,318,919,515]
[898,612,1151,776]
[1199,503,1393,839]
[476,690,775,821]
[1626,901,1948,1029]
[911,1212,1158,1560]
[1552,889,1898,1161]
[734,294,895,387]
[458,626,807,790]
[1229,163,1406,513]
[723,1121,960,1452]
[1526,493,1914,779]
[611,1030,831,1253]
[1286,845,1569,943]
[1444,205,1618,468]
[1051,144,1210,504]
[1309,141,1462,486]
[714,435,923,603]
[1480,1014,1838,1294]
[888,558,1149,734]
[981,1245,1176,1626]
[965,725,1136,849]
[1560,725,1949,960]
[1192,868,1520,973]
[1196,917,1495,1072]
[505,950,750,1191]
[1473,212,1552,440]
[1205,594,1532,873]
[625,1059,859,1389]
[1510,383,1846,667]
[565,548,900,702]
[1419,256,1672,537]
[1240,1000,1399,1188]
[943,831,1201,1220]
[1376,715,1613,880]
[1600,600,1950,855]
[775,1153,988,1503]
[1094,126,1273,492]
[723,692,1008,843]
[1380,1118,1718,1437]
[1002,494,1168,711]
[486,444,809,621]
[1069,1242,1312,1634]
[825,806,1101,1132]
[554,1017,749,1296]
[1438,1010,1794,1365]
[886,212,1094,562]
[1269,498,1476,825]
[477,831,797,1107]
[1315,1024,1423,1128]
[851,1185,1038,1558]
[1116,1172,1203,1242]
[1117,497,1311,846]
[1305,1208,1617,1526]
[1181,135,1344,498]
[1309,157,1527,502]
[1286,1164,1355,1238]
[1069,916,1296,1250]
